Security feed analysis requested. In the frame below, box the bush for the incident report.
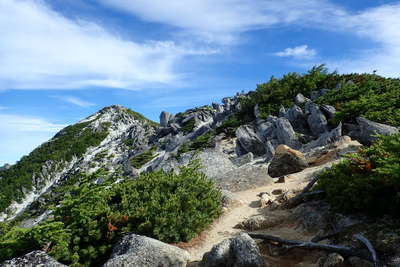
[0,163,222,266]
[130,147,157,169]
[317,134,400,217]
[177,131,215,157]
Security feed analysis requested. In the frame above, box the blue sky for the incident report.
[1,0,400,165]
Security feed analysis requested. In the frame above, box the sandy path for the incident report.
[187,162,336,262]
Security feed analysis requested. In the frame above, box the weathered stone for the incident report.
[291,201,331,233]
[0,251,66,267]
[236,125,266,156]
[348,257,373,267]
[200,233,264,267]
[275,118,301,149]
[103,234,190,267]
[268,145,308,177]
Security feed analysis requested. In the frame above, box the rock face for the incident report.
[103,234,190,267]
[306,102,329,136]
[268,145,308,178]
[351,117,399,144]
[0,251,66,267]
[275,117,301,149]
[200,233,264,267]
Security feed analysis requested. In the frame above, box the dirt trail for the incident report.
[187,162,337,264]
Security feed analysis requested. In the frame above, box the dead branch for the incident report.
[354,234,379,267]
[249,233,372,262]
[285,174,324,208]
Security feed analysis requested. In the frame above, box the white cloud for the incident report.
[55,96,95,108]
[0,106,7,110]
[275,45,317,59]
[0,0,216,90]
[99,0,342,44]
[327,4,400,77]
[0,114,66,165]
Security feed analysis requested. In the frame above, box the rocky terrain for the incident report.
[1,71,400,266]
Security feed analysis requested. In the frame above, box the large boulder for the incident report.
[103,234,190,267]
[200,233,264,267]
[268,145,308,177]
[306,103,329,136]
[294,93,310,105]
[236,125,266,156]
[0,251,66,267]
[352,117,399,144]
[160,111,172,127]
[275,118,301,149]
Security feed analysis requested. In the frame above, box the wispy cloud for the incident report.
[99,0,341,44]
[275,45,317,59]
[0,106,7,110]
[54,96,95,108]
[0,0,216,90]
[0,114,67,164]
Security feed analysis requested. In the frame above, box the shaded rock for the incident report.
[352,117,399,145]
[196,150,235,180]
[103,234,190,267]
[160,111,172,127]
[284,105,308,133]
[275,118,301,149]
[268,145,308,178]
[0,251,66,267]
[254,104,262,119]
[236,125,265,156]
[232,152,254,167]
[200,233,264,267]
[291,201,331,233]
[323,253,344,267]
[348,257,373,267]
[307,103,329,136]
[279,105,286,117]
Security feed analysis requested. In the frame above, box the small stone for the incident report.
[323,253,344,267]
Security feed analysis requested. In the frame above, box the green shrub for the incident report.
[317,134,400,217]
[177,131,215,157]
[130,147,157,169]
[0,163,221,266]
[181,119,196,134]
[215,114,242,137]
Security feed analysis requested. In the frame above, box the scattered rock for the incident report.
[323,253,344,267]
[236,214,284,231]
[220,190,243,208]
[0,251,66,267]
[103,234,190,267]
[258,192,273,208]
[291,201,331,233]
[320,105,336,120]
[302,123,342,152]
[268,145,308,178]
[200,233,264,267]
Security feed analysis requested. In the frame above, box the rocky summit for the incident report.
[1,69,400,267]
